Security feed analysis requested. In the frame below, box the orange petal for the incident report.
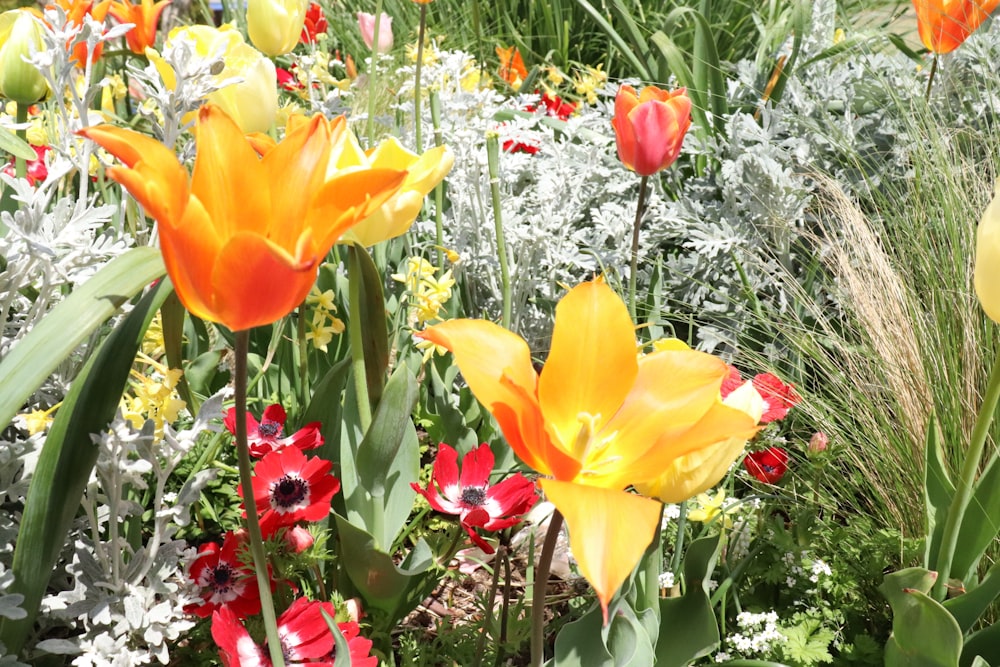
[418,320,571,477]
[189,105,270,239]
[308,167,407,250]
[540,479,661,625]
[210,230,318,331]
[157,195,221,323]
[537,280,637,456]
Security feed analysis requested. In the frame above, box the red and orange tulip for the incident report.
[108,0,170,54]
[79,105,407,331]
[913,0,999,54]
[48,0,111,66]
[496,45,527,89]
[611,84,691,176]
[419,279,758,621]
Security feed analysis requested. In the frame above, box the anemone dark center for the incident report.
[259,421,282,438]
[461,486,487,507]
[211,564,234,592]
[272,475,308,508]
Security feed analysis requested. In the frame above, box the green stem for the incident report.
[347,247,373,432]
[486,134,512,329]
[924,53,938,104]
[365,0,386,147]
[413,4,427,153]
[14,102,28,181]
[530,509,563,667]
[233,331,285,667]
[473,544,504,667]
[670,501,688,577]
[430,89,445,268]
[932,345,1000,600]
[629,175,649,321]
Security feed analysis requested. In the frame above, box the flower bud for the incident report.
[247,0,308,57]
[808,431,828,454]
[975,179,1000,323]
[0,9,49,105]
[357,11,392,52]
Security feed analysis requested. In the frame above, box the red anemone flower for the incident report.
[751,373,800,423]
[744,447,789,484]
[212,597,350,666]
[411,443,538,554]
[2,145,49,185]
[224,404,323,458]
[185,531,263,619]
[241,447,340,535]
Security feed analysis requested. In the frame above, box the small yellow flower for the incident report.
[307,286,337,311]
[414,336,447,363]
[121,355,186,438]
[687,490,737,528]
[573,64,607,105]
[141,312,167,359]
[833,28,845,44]
[16,403,61,436]
[305,310,345,351]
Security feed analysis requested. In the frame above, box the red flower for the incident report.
[719,365,744,398]
[744,447,789,484]
[411,443,538,554]
[300,2,327,44]
[242,447,340,535]
[528,92,576,120]
[611,84,691,176]
[501,139,540,155]
[224,404,324,458]
[752,373,800,423]
[185,531,263,619]
[213,597,362,666]
[330,621,378,667]
[276,67,302,91]
[2,145,49,185]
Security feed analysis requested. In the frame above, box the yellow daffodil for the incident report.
[419,278,758,621]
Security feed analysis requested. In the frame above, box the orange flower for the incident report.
[79,105,407,331]
[48,0,112,66]
[913,0,999,54]
[419,279,758,621]
[611,84,691,177]
[108,0,170,54]
[496,45,527,89]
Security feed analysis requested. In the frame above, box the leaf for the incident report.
[944,559,1000,633]
[350,244,389,408]
[657,535,722,667]
[549,598,655,667]
[0,247,165,431]
[320,609,353,667]
[923,412,954,571]
[0,128,37,160]
[0,280,170,655]
[961,623,1000,667]
[951,453,1000,585]
[880,569,962,667]
[779,618,834,665]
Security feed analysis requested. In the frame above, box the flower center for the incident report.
[259,421,282,438]
[270,474,309,511]
[210,563,234,594]
[571,412,620,477]
[460,486,487,507]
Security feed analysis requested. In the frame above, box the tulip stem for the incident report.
[14,103,27,181]
[430,90,445,268]
[233,330,285,667]
[347,247,373,432]
[924,54,938,103]
[365,0,386,147]
[530,509,563,667]
[629,175,650,321]
[413,4,427,153]
[931,342,1000,601]
[486,133,512,329]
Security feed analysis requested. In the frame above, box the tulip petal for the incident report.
[210,230,318,331]
[309,167,408,249]
[538,280,637,456]
[190,105,270,240]
[627,101,682,176]
[418,320,577,477]
[157,195,222,322]
[540,479,661,625]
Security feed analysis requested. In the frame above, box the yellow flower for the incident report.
[141,312,167,359]
[161,24,278,133]
[247,0,308,57]
[305,309,344,351]
[16,403,61,436]
[419,279,758,621]
[121,356,186,438]
[687,490,738,528]
[307,286,337,311]
[975,179,1000,323]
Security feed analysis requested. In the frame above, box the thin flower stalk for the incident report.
[530,510,564,667]
[430,88,445,267]
[486,132,512,329]
[629,175,649,320]
[364,0,386,146]
[414,3,427,152]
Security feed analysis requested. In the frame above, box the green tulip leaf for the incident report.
[961,622,1000,667]
[944,559,1000,633]
[0,126,37,160]
[881,569,962,667]
[951,454,1000,585]
[923,412,954,571]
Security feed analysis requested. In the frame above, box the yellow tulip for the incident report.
[0,9,48,105]
[247,0,308,57]
[419,279,758,621]
[79,105,407,331]
[163,24,278,133]
[634,378,765,502]
[975,179,1000,323]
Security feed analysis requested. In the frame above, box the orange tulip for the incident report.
[79,105,407,331]
[419,279,758,621]
[108,0,170,54]
[913,0,999,54]
[611,84,691,177]
[496,45,527,89]
[48,0,111,66]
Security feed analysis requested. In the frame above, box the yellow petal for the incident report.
[541,479,661,625]
[419,320,579,478]
[538,280,637,453]
[975,179,1000,323]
